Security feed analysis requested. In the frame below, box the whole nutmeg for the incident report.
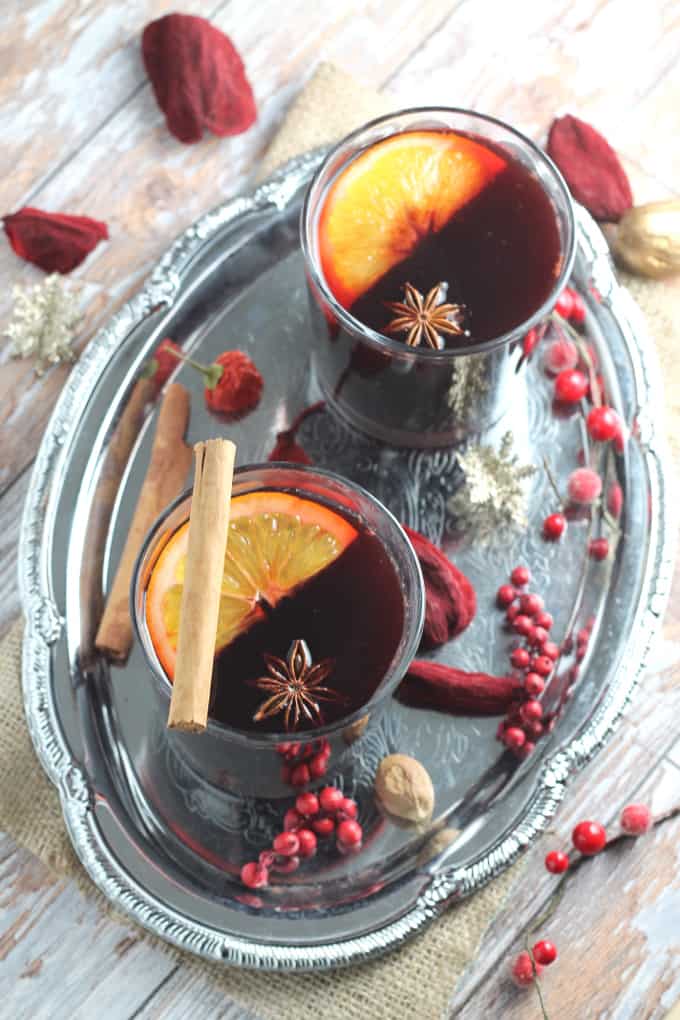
[612,199,680,278]
[374,754,435,824]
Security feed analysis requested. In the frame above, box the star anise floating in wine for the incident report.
[385,282,465,350]
[251,639,342,731]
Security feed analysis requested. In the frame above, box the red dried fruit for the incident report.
[144,338,182,393]
[398,661,522,716]
[204,351,263,415]
[142,14,256,143]
[547,115,633,223]
[403,526,476,647]
[3,206,108,273]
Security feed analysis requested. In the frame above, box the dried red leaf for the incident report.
[268,401,325,465]
[142,14,256,144]
[205,350,263,415]
[3,207,108,273]
[403,526,476,647]
[143,338,182,394]
[398,661,521,715]
[547,115,633,223]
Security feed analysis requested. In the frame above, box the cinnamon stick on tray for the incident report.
[95,383,193,663]
[168,439,236,732]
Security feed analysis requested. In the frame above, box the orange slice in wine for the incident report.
[318,130,506,309]
[145,491,357,680]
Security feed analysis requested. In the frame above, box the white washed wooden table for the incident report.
[1,2,680,1017]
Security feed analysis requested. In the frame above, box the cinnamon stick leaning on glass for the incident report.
[167,438,236,732]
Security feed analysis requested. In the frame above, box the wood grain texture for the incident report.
[1,1,679,1018]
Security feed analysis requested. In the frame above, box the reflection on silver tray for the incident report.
[20,149,675,970]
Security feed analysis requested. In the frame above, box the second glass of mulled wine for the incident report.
[301,108,576,447]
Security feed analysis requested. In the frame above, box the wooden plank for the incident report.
[0,0,223,212]
[452,756,680,1019]
[133,971,258,1020]
[0,468,29,642]
[0,0,456,495]
[0,834,178,1019]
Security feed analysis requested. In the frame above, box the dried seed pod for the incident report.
[612,200,680,278]
[375,753,435,824]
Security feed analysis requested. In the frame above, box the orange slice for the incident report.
[319,130,506,309]
[145,491,357,679]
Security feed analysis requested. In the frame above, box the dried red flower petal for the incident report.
[205,350,263,416]
[142,14,256,143]
[547,115,633,223]
[3,206,108,273]
[398,660,521,715]
[403,526,476,647]
[143,338,182,393]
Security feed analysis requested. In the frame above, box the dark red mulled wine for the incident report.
[210,522,404,733]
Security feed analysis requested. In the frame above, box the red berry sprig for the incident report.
[278,738,331,786]
[240,785,362,889]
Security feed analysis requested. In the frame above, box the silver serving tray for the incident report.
[20,150,675,970]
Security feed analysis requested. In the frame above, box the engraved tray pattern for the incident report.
[19,150,676,970]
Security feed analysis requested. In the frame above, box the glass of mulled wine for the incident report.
[132,463,424,798]
[301,108,576,447]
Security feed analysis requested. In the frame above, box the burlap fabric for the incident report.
[1,63,677,1020]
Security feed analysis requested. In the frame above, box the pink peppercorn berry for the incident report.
[319,786,344,813]
[337,819,363,849]
[312,816,335,836]
[272,855,300,874]
[503,727,526,751]
[295,792,319,817]
[587,405,620,442]
[568,288,586,324]
[510,950,543,987]
[589,537,609,561]
[296,829,318,858]
[506,602,520,624]
[497,583,517,607]
[555,289,574,319]
[555,368,588,403]
[620,803,652,835]
[567,467,602,505]
[535,611,553,631]
[543,512,567,541]
[525,672,545,696]
[520,699,543,724]
[241,862,269,889]
[572,820,607,855]
[513,614,534,637]
[272,832,299,857]
[283,808,303,831]
[531,655,554,677]
[510,648,530,670]
[543,336,578,375]
[510,566,530,587]
[545,850,570,873]
[290,763,311,787]
[520,593,544,616]
[533,940,558,966]
[338,797,358,819]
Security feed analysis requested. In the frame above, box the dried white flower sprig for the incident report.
[5,274,81,374]
[448,432,536,540]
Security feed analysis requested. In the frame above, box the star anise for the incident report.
[385,282,465,350]
[251,639,342,731]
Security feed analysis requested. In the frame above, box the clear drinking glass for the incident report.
[132,463,425,799]
[301,108,576,448]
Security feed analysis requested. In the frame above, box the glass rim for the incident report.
[131,461,426,746]
[300,105,577,359]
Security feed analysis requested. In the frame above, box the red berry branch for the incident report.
[508,800,680,1017]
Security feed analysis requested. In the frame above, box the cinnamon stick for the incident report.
[167,439,236,732]
[80,377,153,664]
[95,383,193,662]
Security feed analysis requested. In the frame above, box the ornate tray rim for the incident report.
[19,151,677,971]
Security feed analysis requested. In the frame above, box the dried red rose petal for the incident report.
[403,526,476,647]
[547,115,633,223]
[3,206,108,273]
[142,14,256,144]
[398,661,521,715]
[205,350,263,415]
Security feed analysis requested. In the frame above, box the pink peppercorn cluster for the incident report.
[240,785,362,889]
[277,737,330,786]
[496,566,558,758]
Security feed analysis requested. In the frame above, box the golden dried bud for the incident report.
[612,199,680,278]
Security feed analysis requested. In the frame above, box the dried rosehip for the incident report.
[3,206,108,273]
[547,115,633,223]
[142,14,256,144]
[202,351,263,416]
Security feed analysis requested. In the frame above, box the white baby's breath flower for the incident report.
[5,274,80,374]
